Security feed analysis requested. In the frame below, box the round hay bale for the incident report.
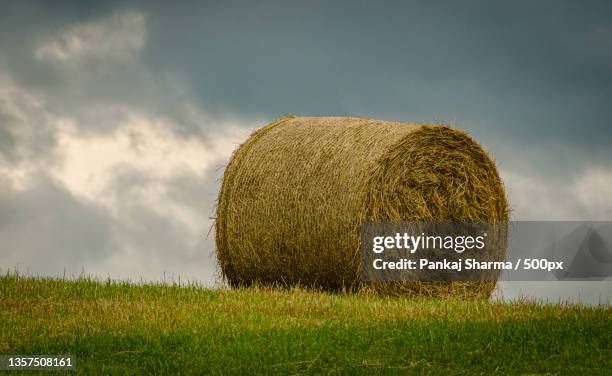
[216,115,508,298]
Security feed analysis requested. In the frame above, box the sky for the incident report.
[0,1,611,302]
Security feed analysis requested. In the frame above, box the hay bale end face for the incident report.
[216,115,508,297]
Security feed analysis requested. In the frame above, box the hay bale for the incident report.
[216,115,508,297]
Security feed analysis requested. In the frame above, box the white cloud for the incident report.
[0,67,259,284]
[51,111,252,236]
[502,168,612,220]
[35,10,146,63]
[570,168,612,219]
[53,115,237,200]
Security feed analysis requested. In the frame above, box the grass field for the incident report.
[1,274,611,375]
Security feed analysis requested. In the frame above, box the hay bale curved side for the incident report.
[215,115,508,297]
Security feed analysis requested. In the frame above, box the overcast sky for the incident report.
[0,1,610,302]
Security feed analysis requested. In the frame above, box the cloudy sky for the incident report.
[0,1,611,301]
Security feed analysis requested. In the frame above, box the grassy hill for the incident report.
[1,274,611,374]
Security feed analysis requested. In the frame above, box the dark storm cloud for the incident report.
[0,1,211,141]
[2,1,611,149]
[0,1,120,87]
[140,0,612,149]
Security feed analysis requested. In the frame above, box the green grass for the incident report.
[1,274,610,375]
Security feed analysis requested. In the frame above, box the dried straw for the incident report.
[216,115,508,298]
